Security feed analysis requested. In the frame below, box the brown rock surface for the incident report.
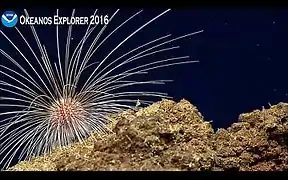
[9,99,288,171]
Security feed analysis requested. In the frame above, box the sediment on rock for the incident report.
[9,99,288,171]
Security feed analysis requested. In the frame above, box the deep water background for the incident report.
[0,8,288,169]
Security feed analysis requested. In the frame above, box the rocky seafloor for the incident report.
[9,99,288,171]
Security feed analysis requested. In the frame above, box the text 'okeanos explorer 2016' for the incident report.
[19,14,109,25]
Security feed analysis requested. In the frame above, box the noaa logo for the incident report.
[1,11,18,27]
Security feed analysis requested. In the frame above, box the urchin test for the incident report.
[19,14,109,25]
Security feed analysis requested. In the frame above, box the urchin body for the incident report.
[50,97,85,127]
[0,9,203,170]
[48,96,94,148]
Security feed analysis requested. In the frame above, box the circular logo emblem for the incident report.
[1,11,18,27]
